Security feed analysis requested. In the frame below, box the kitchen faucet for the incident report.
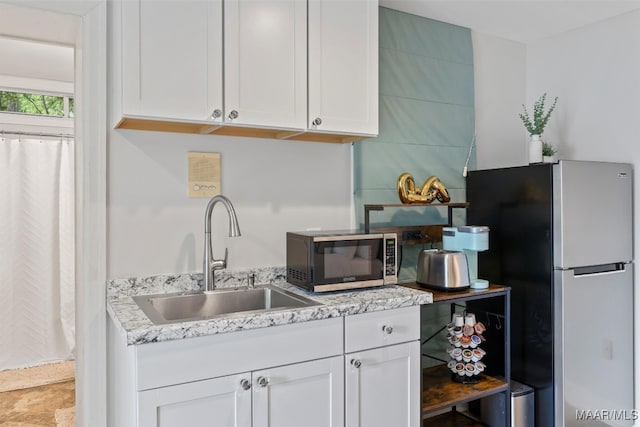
[203,195,241,291]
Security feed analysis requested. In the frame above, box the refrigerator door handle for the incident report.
[571,262,628,277]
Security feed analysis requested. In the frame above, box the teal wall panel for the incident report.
[354,7,475,282]
[354,143,469,190]
[379,8,473,64]
[376,96,474,146]
[380,49,474,105]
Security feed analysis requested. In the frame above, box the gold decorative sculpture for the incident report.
[397,173,451,204]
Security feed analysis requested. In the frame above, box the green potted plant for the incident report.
[519,93,558,164]
[542,142,557,163]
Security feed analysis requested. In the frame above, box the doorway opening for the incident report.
[0,2,108,425]
[0,35,77,424]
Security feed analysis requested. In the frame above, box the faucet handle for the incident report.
[210,248,228,271]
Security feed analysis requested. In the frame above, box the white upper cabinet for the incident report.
[120,0,223,122]
[113,0,378,141]
[224,0,307,129]
[308,0,378,136]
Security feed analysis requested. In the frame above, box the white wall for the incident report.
[527,10,640,163]
[108,129,353,278]
[472,31,528,170]
[526,9,640,416]
[0,37,74,85]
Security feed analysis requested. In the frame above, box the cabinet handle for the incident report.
[312,117,322,126]
[210,109,222,119]
[228,110,239,120]
[257,376,269,387]
[240,378,251,390]
[382,325,393,335]
[350,358,362,369]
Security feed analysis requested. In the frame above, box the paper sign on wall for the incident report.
[188,152,221,198]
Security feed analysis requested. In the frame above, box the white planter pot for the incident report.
[528,134,542,164]
[543,155,555,163]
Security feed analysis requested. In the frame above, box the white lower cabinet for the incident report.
[345,342,420,427]
[108,306,421,427]
[253,356,344,427]
[344,306,421,427]
[138,373,251,427]
[138,356,343,427]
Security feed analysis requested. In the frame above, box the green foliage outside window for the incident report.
[0,91,74,117]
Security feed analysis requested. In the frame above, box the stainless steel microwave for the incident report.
[286,231,398,293]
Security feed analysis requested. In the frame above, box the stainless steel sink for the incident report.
[132,284,321,325]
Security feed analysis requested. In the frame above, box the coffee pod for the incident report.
[452,348,462,361]
[474,321,486,335]
[465,363,475,376]
[472,348,483,362]
[463,324,474,336]
[465,313,476,326]
[460,335,471,348]
[453,313,464,327]
[456,363,466,376]
[453,326,463,337]
[470,335,482,348]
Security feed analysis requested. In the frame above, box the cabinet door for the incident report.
[138,373,251,427]
[224,0,307,129]
[252,356,344,427]
[308,0,378,135]
[346,341,420,427]
[122,0,223,122]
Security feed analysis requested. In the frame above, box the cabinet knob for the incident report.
[228,110,239,120]
[257,376,269,387]
[240,378,251,390]
[382,325,393,335]
[210,109,222,119]
[312,117,322,127]
[350,358,362,369]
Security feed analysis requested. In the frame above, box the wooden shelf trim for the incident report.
[115,117,370,144]
[401,283,509,304]
[422,365,507,416]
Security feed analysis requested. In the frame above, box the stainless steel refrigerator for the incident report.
[467,160,633,427]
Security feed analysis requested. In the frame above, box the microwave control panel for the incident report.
[384,234,397,283]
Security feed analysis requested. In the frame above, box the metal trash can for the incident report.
[481,379,534,427]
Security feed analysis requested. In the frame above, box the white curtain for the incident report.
[0,134,75,371]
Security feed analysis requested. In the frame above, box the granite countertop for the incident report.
[107,268,433,345]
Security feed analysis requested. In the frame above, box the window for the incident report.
[0,90,74,118]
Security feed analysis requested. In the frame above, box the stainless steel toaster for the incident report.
[416,249,470,291]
